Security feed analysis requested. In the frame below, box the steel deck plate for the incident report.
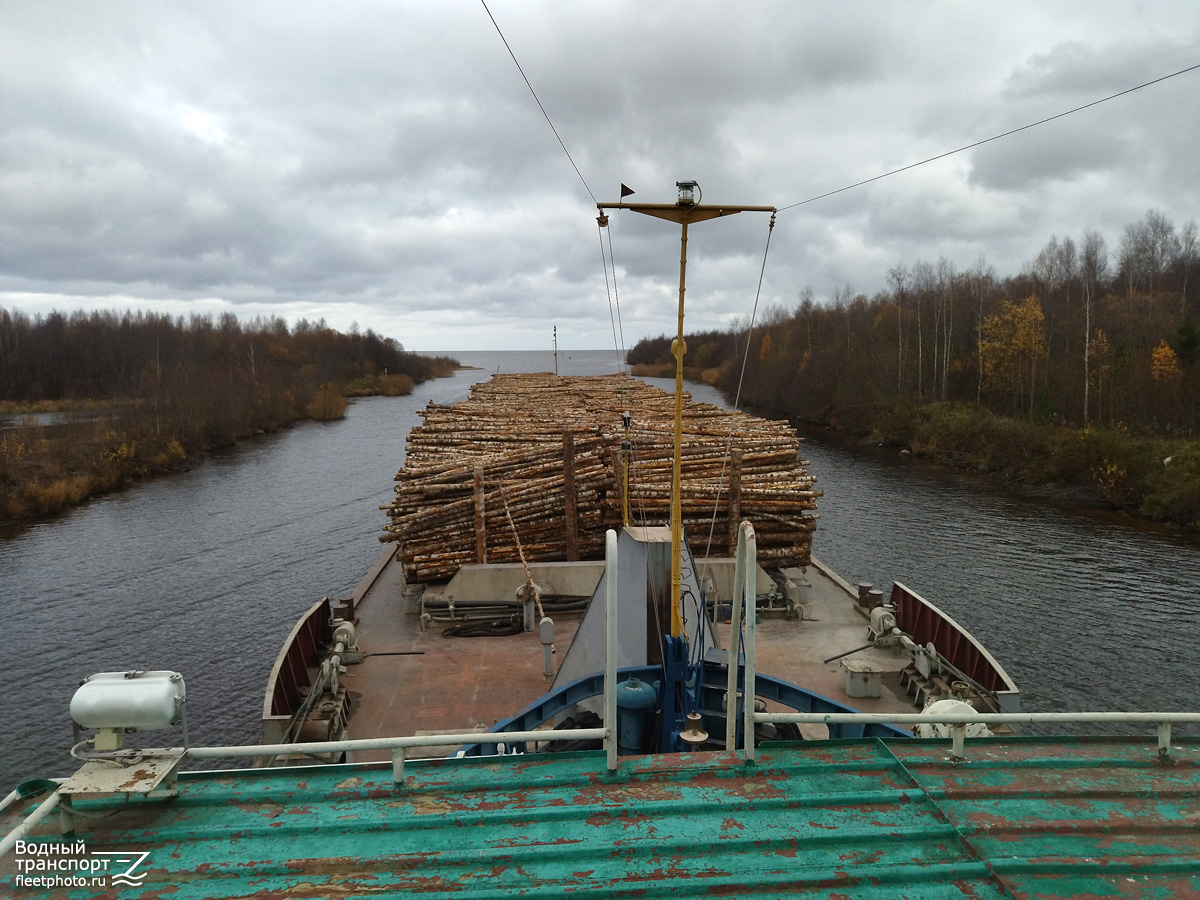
[2,737,1197,898]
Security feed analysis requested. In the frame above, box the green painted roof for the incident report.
[3,737,1198,898]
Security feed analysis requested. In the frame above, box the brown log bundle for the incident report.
[381,372,822,582]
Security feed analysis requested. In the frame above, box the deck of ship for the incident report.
[335,546,953,759]
[4,736,1196,898]
[342,551,586,760]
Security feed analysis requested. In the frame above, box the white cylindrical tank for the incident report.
[71,671,186,731]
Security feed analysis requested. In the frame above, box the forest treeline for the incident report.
[0,308,457,521]
[628,209,1200,527]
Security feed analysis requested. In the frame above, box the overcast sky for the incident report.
[2,2,1197,351]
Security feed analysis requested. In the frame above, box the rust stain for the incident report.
[490,836,584,849]
[732,780,786,799]
[773,838,800,858]
[585,811,654,830]
[116,768,156,791]
[408,795,454,816]
[572,781,686,806]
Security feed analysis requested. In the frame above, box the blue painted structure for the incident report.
[459,663,909,756]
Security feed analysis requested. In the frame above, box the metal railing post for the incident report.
[392,748,406,783]
[950,723,966,758]
[742,523,757,763]
[605,529,619,772]
[725,525,747,751]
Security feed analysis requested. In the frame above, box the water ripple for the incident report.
[3,353,1197,785]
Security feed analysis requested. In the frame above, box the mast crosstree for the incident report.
[597,183,774,638]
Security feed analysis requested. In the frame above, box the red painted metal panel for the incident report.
[891,584,1001,692]
[270,600,332,715]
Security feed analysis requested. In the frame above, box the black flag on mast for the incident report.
[620,183,635,198]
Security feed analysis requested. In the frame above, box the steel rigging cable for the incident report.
[480,0,597,205]
[776,61,1200,213]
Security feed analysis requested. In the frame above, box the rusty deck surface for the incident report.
[720,561,927,725]
[340,551,930,756]
[4,737,1196,898]
[342,553,585,761]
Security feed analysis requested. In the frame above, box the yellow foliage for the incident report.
[1150,340,1182,385]
[1094,461,1130,507]
[24,475,93,514]
[1089,330,1113,380]
[1,434,26,462]
[758,333,774,361]
[378,374,415,396]
[979,294,1048,408]
[101,441,136,463]
[305,386,348,420]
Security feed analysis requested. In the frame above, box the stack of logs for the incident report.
[381,373,821,582]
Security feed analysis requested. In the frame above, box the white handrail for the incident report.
[753,711,1200,758]
[184,727,607,762]
[754,711,1200,725]
[724,525,747,749]
[0,789,62,859]
[741,523,758,761]
[604,528,618,771]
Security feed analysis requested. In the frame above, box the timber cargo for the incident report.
[381,372,819,581]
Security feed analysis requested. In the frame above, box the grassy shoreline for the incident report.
[868,402,1200,529]
[663,372,1200,532]
[0,380,422,525]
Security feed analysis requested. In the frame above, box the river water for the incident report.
[2,349,1197,786]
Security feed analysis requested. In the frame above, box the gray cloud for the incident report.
[1,1,1198,350]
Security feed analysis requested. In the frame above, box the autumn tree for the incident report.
[1151,340,1182,385]
[979,295,1048,417]
[1080,229,1108,424]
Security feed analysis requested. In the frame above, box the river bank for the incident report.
[604,364,1199,531]
[715,386,1200,533]
[0,373,451,525]
[869,402,1200,531]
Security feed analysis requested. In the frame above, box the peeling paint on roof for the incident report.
[2,737,1197,898]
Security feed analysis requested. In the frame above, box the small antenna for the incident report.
[554,325,558,375]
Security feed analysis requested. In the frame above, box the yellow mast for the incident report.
[597,183,774,637]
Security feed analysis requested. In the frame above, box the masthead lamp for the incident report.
[595,183,774,639]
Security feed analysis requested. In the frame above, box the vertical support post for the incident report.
[669,221,690,638]
[725,523,747,752]
[950,724,966,759]
[727,449,742,556]
[1158,721,1173,757]
[563,432,579,562]
[392,747,406,783]
[473,469,486,564]
[540,617,555,682]
[742,523,758,763]
[605,529,619,772]
[621,412,632,528]
[58,795,74,836]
